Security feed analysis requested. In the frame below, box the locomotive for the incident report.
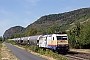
[9,33,69,52]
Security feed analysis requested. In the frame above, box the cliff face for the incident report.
[3,26,25,39]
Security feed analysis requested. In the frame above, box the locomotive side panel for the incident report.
[39,35,47,48]
[47,34,57,50]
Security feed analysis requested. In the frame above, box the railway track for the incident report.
[60,51,90,60]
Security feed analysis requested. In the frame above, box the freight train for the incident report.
[9,33,69,52]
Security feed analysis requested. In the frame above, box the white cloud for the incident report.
[0,9,9,15]
[27,0,40,4]
[22,0,40,8]
[0,20,11,36]
[26,11,31,14]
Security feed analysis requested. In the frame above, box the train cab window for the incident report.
[37,40,39,43]
[45,37,47,41]
[53,37,54,40]
[57,36,67,40]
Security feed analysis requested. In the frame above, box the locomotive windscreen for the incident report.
[57,36,67,40]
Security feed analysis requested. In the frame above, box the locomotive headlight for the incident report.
[65,44,69,46]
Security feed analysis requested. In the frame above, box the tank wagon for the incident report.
[10,33,69,52]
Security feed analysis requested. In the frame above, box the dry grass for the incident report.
[1,43,19,60]
[70,49,90,54]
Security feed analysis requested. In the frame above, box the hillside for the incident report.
[3,7,90,39]
[3,26,25,39]
[27,8,90,30]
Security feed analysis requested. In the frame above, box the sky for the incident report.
[0,0,90,36]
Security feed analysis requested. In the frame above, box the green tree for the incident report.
[0,36,2,41]
[68,21,81,48]
[48,25,56,34]
[68,20,90,49]
[77,20,90,48]
[48,25,61,34]
[36,28,47,35]
[25,26,37,36]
